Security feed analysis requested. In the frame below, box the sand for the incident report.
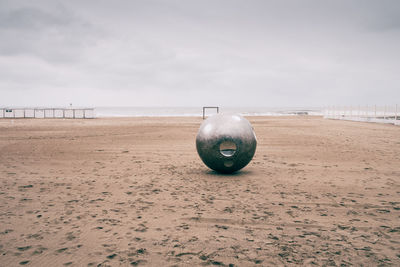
[0,116,399,266]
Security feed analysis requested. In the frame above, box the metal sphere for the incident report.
[196,114,257,173]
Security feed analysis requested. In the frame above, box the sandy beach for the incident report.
[0,116,399,266]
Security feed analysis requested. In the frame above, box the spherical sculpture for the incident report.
[196,114,257,173]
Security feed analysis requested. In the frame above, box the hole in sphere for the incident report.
[224,160,234,167]
[219,140,237,157]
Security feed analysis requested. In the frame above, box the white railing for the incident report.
[0,108,95,119]
[323,105,399,126]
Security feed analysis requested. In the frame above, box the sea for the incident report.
[95,107,323,118]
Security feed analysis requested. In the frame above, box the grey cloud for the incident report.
[0,6,70,30]
[0,0,399,107]
[0,3,102,62]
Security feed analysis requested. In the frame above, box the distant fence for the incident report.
[324,105,399,126]
[0,108,95,119]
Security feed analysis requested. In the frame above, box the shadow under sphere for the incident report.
[196,114,257,174]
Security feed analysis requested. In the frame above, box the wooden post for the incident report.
[383,105,386,120]
[73,109,75,119]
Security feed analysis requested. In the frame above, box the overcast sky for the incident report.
[0,0,399,107]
